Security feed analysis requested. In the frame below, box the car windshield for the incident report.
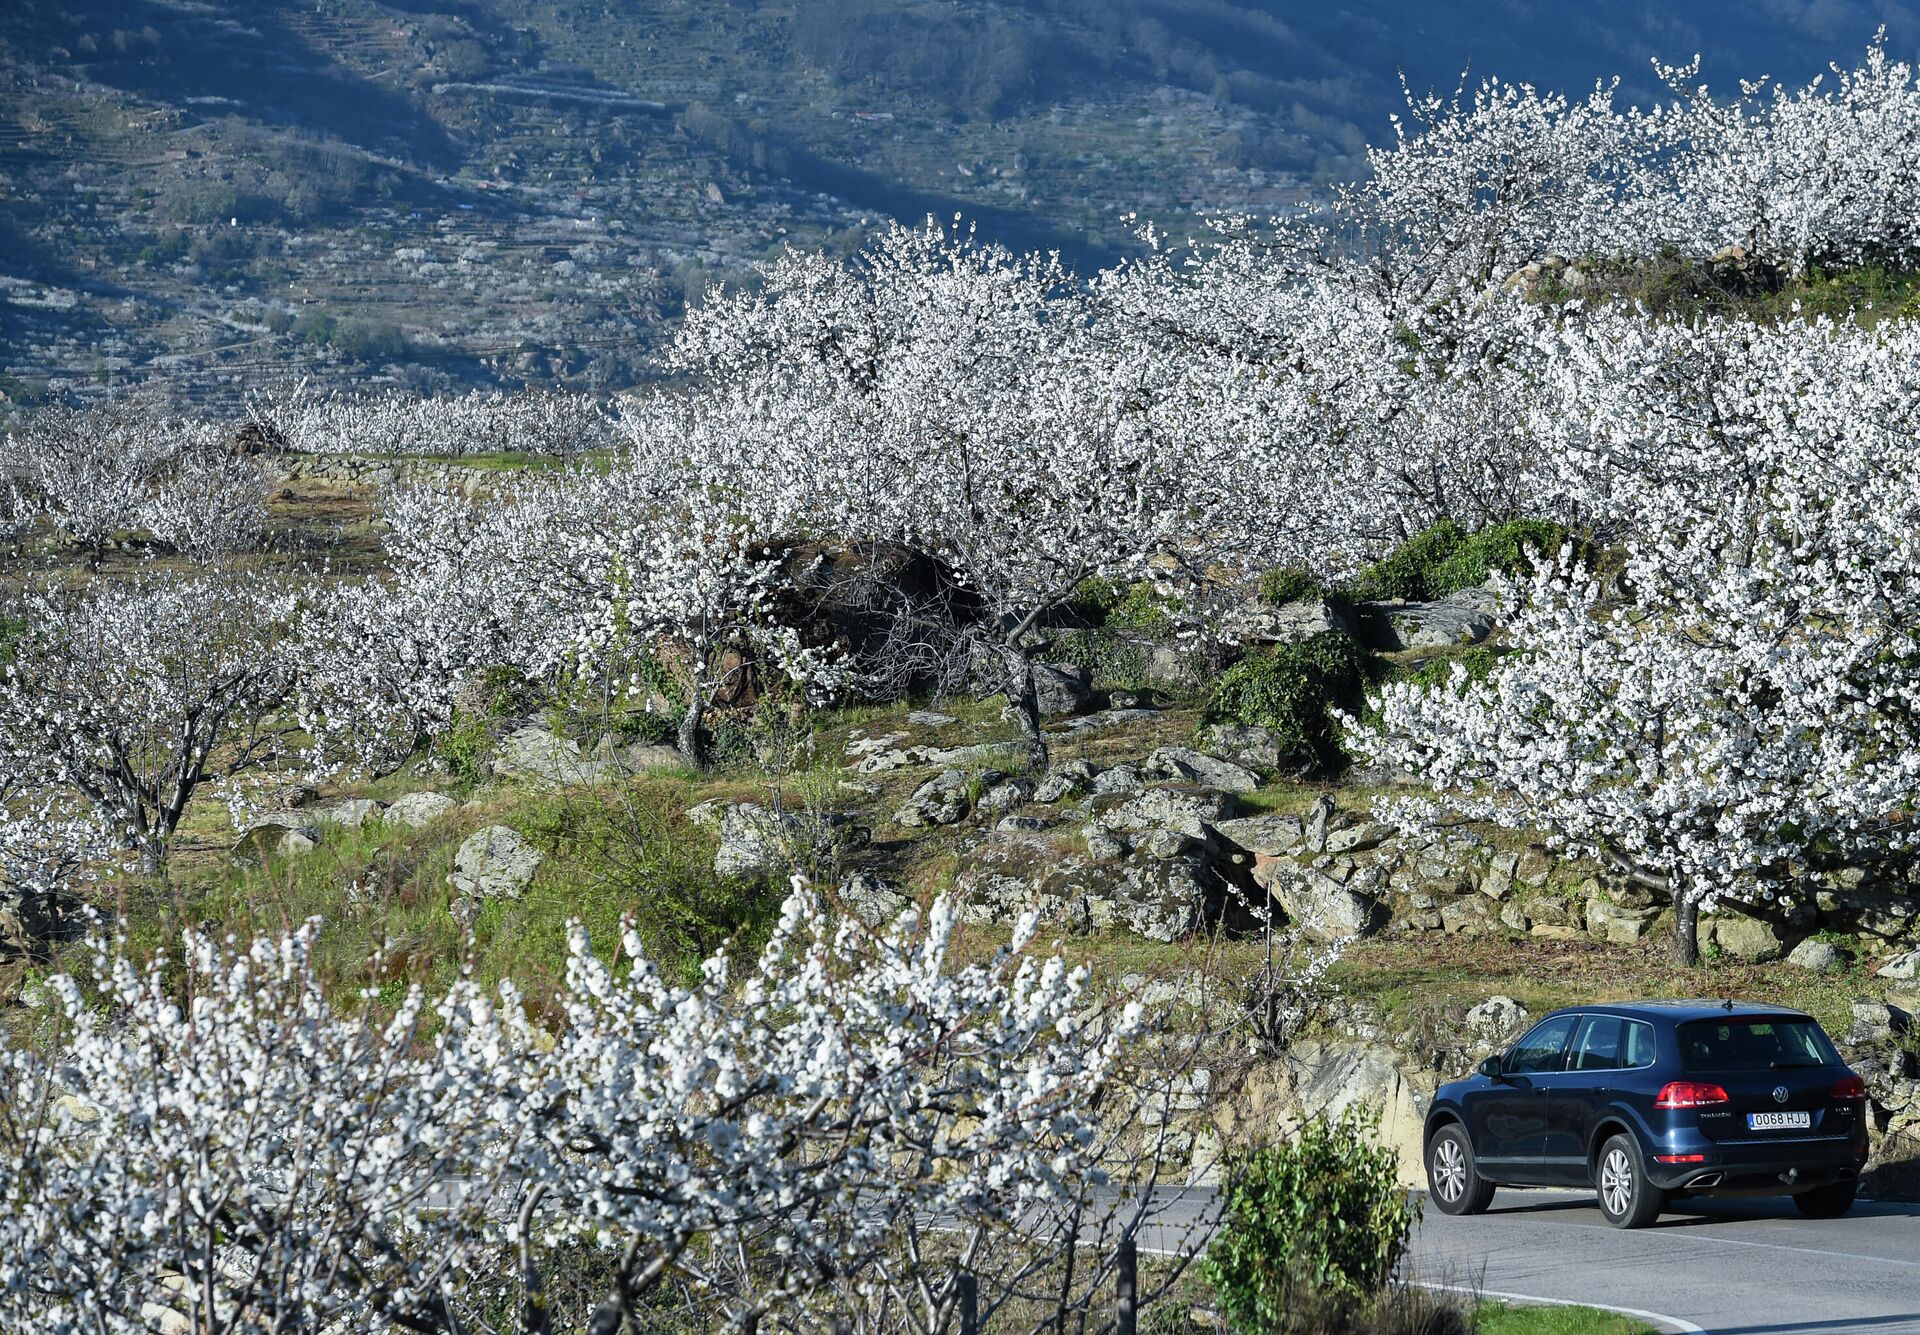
[1677,1017,1838,1073]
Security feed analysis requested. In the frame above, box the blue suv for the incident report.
[1423,1001,1870,1228]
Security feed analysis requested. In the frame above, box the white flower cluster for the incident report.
[0,888,1143,1332]
[247,386,615,459]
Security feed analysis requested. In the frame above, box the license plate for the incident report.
[1747,1111,1811,1130]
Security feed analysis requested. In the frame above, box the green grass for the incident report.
[1474,1299,1655,1335]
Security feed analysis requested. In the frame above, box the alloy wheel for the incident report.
[1601,1146,1634,1217]
[1433,1136,1467,1203]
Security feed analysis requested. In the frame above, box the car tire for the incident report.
[1793,1181,1858,1219]
[1595,1134,1665,1229]
[1426,1123,1495,1216]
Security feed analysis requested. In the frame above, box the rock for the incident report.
[1439,896,1496,936]
[1325,822,1395,855]
[1514,847,1554,887]
[1276,869,1384,940]
[686,800,854,877]
[839,871,911,926]
[1084,828,1128,860]
[1304,794,1333,853]
[995,815,1053,834]
[1850,1000,1910,1046]
[1031,662,1093,716]
[1136,828,1193,861]
[1787,938,1845,973]
[319,797,385,828]
[382,791,457,829]
[1585,897,1659,945]
[1465,996,1530,1042]
[955,832,1219,942]
[896,768,996,827]
[1480,851,1519,901]
[976,778,1034,818]
[846,731,909,758]
[1706,914,1788,962]
[622,743,683,773]
[1231,597,1356,646]
[492,726,619,786]
[1285,1039,1432,1188]
[447,825,542,900]
[1143,746,1260,794]
[1205,723,1285,770]
[1355,586,1500,652]
[232,817,320,864]
[907,710,958,727]
[1211,814,1307,857]
[1100,786,1237,841]
[1879,948,1920,981]
[1090,764,1143,795]
[1034,760,1096,803]
[1530,924,1585,941]
[1051,708,1162,737]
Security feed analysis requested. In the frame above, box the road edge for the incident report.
[1415,1280,1707,1334]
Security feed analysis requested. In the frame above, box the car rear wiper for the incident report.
[1768,1060,1822,1069]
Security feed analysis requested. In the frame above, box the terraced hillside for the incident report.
[2,0,1915,406]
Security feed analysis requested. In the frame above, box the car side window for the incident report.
[1570,1015,1624,1071]
[1621,1019,1655,1069]
[1504,1015,1576,1074]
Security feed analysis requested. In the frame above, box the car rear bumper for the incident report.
[1647,1134,1868,1193]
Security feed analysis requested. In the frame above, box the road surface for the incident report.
[1132,1187,1920,1334]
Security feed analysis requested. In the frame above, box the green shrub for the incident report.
[1406,646,1500,694]
[1202,1108,1418,1334]
[1051,626,1153,691]
[1203,630,1367,772]
[1343,519,1566,604]
[1258,566,1324,606]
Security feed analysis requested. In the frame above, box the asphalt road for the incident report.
[1408,1187,1920,1335]
[1130,1186,1920,1334]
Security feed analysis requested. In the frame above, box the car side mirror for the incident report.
[1478,1055,1505,1081]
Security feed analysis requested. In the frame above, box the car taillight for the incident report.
[1831,1075,1867,1101]
[1653,1153,1707,1164]
[1655,1081,1730,1109]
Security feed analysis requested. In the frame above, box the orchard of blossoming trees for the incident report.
[6,37,1920,1330]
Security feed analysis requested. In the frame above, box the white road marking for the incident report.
[1415,1280,1707,1334]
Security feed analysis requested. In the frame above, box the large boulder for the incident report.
[1354,586,1500,652]
[1143,746,1260,795]
[1269,866,1384,940]
[955,827,1225,942]
[1211,813,1307,857]
[447,825,542,900]
[1227,597,1356,647]
[1705,913,1789,962]
[492,727,620,786]
[382,791,458,829]
[318,797,385,828]
[896,768,996,828]
[1031,662,1093,716]
[1585,897,1660,946]
[1098,786,1237,841]
[686,800,864,877]
[1284,1039,1434,1188]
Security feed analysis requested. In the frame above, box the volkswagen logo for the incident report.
[1773,1085,1790,1104]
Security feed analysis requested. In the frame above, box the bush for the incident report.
[1343,519,1566,604]
[1259,566,1324,606]
[1203,630,1367,772]
[1202,1108,1418,1334]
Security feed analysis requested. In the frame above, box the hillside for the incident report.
[4,0,1918,406]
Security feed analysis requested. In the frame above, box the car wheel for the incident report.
[1426,1123,1495,1215]
[1794,1181,1858,1219]
[1596,1134,1665,1229]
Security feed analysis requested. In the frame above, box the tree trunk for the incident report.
[677,685,707,770]
[1000,642,1048,772]
[1673,896,1701,967]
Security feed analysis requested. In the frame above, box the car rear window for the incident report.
[1677,1017,1838,1072]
